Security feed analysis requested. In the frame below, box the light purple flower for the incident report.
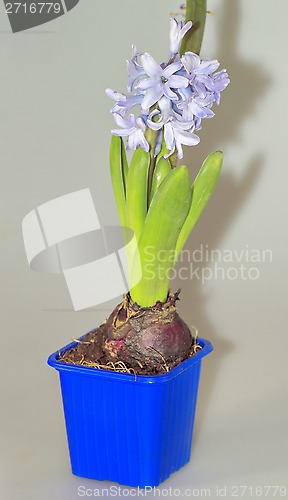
[111,113,149,152]
[204,69,230,104]
[136,53,189,109]
[147,97,199,159]
[164,123,200,159]
[181,52,230,105]
[147,96,190,129]
[106,89,144,116]
[177,89,215,121]
[106,19,229,155]
[182,52,220,80]
[169,18,192,58]
[126,45,146,92]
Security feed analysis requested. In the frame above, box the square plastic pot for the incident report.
[48,335,213,488]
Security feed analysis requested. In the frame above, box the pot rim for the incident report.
[47,334,212,385]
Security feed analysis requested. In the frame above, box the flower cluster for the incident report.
[106,19,230,159]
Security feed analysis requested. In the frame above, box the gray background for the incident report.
[1,0,287,498]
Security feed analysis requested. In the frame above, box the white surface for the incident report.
[22,209,46,264]
[63,253,127,310]
[37,188,100,246]
[118,234,142,289]
[0,0,287,499]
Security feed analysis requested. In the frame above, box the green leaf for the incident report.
[149,157,171,204]
[130,166,192,307]
[175,151,223,257]
[110,136,128,227]
[126,147,150,242]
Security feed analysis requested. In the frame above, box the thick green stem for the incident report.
[180,0,207,56]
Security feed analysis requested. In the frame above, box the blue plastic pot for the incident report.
[48,335,212,487]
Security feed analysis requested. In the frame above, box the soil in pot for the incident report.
[60,290,201,376]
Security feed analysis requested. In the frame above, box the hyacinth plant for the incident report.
[63,0,229,374]
[102,0,229,373]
